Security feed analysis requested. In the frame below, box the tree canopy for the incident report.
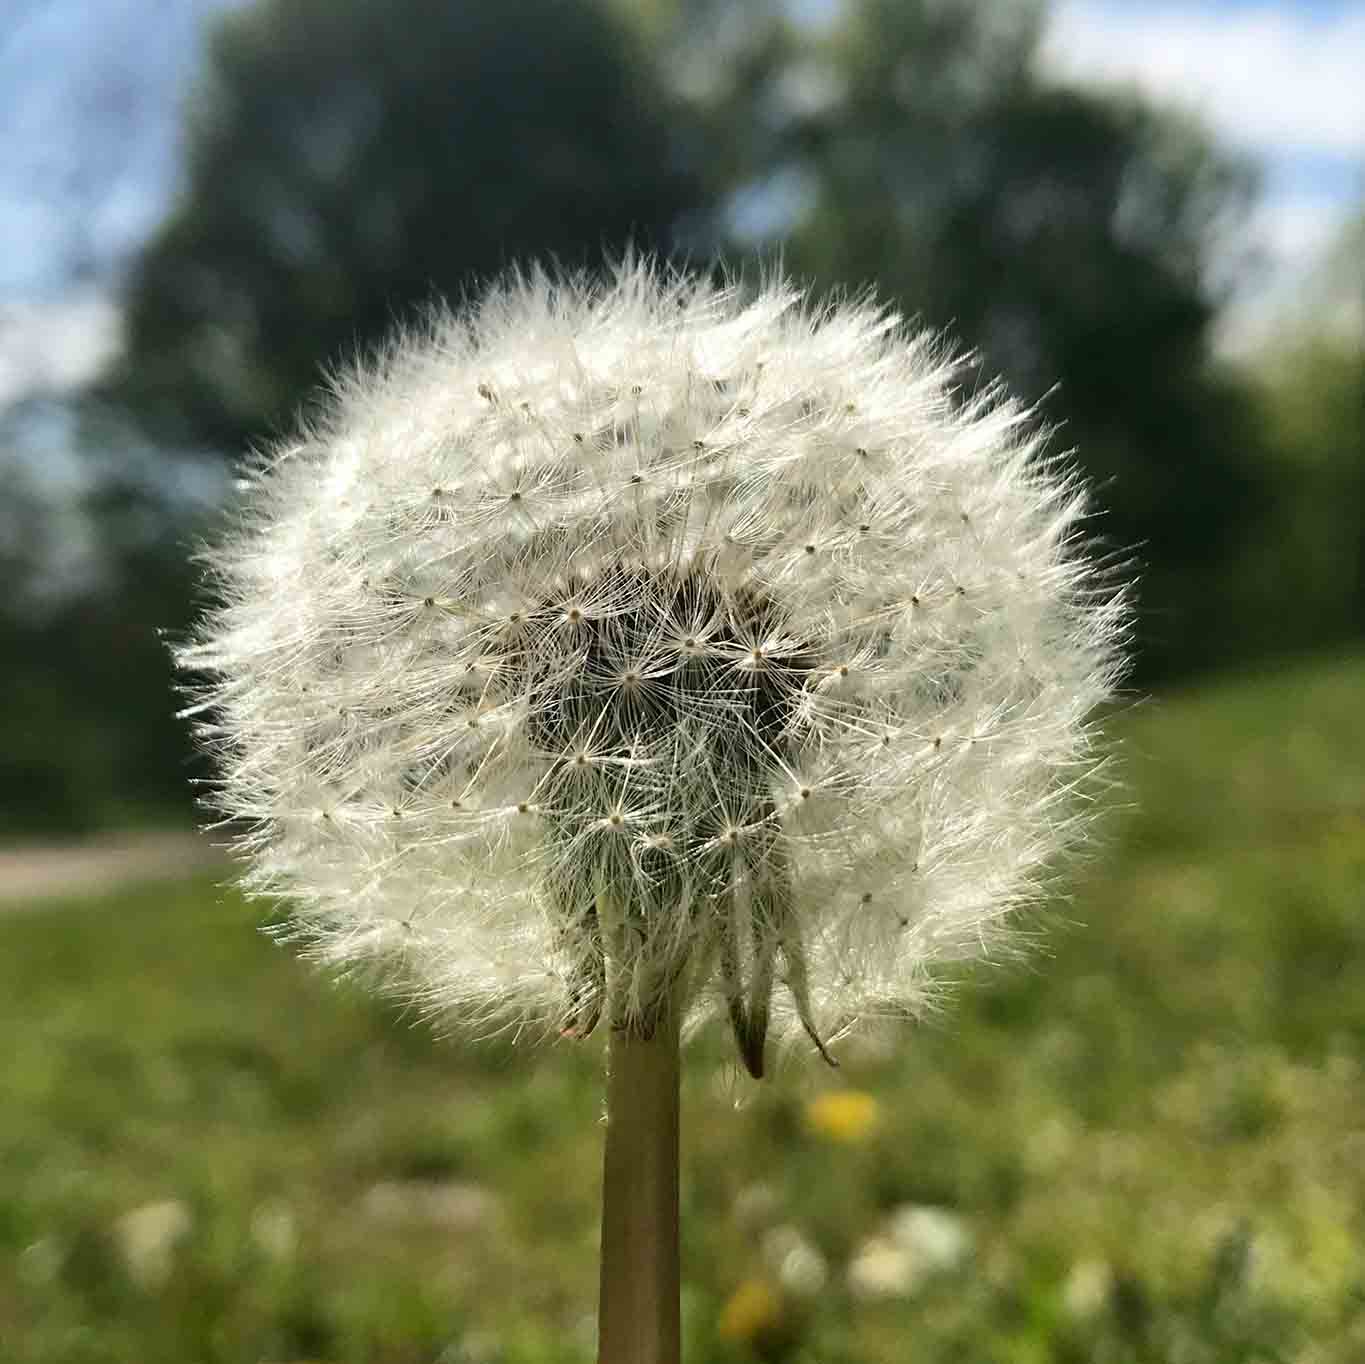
[27,0,1354,831]
[110,0,706,451]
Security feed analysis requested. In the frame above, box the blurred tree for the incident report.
[109,0,707,452]
[1208,208,1365,663]
[1239,338,1365,656]
[660,0,1268,676]
[32,0,708,833]
[0,399,221,833]
[0,520,201,834]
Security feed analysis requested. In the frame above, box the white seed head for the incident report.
[178,260,1127,1074]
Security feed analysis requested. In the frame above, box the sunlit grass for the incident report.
[3,653,1363,1363]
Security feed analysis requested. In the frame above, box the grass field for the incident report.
[3,653,1363,1363]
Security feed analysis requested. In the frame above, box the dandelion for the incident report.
[178,260,1126,1363]
[805,1089,882,1145]
[717,1277,784,1345]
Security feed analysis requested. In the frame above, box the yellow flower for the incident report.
[805,1089,881,1144]
[717,1277,782,1342]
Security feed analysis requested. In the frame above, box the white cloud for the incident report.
[0,293,122,410]
[1248,190,1345,263]
[1042,2,1365,157]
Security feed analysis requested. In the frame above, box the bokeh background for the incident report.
[1,1,1361,1360]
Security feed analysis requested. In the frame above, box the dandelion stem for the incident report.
[598,1008,681,1364]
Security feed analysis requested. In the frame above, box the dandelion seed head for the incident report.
[178,260,1126,1074]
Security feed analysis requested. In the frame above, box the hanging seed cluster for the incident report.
[179,263,1125,1072]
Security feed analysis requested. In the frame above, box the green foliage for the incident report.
[1227,337,1365,657]
[0,524,204,837]
[3,654,1364,1360]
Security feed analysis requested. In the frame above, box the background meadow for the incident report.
[4,654,1363,1362]
[1,0,1361,1360]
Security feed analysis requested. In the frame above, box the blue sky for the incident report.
[0,0,235,405]
[0,0,1360,406]
[1041,1,1363,345]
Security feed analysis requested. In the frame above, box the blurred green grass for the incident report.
[3,654,1363,1363]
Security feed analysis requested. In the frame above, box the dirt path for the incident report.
[0,830,230,909]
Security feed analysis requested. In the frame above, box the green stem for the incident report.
[597,1009,681,1364]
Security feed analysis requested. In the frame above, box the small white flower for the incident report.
[886,1205,972,1274]
[847,1237,919,1301]
[114,1199,192,1292]
[1063,1258,1114,1319]
[249,1200,297,1261]
[762,1224,828,1297]
[179,260,1125,1073]
[846,1206,973,1300]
